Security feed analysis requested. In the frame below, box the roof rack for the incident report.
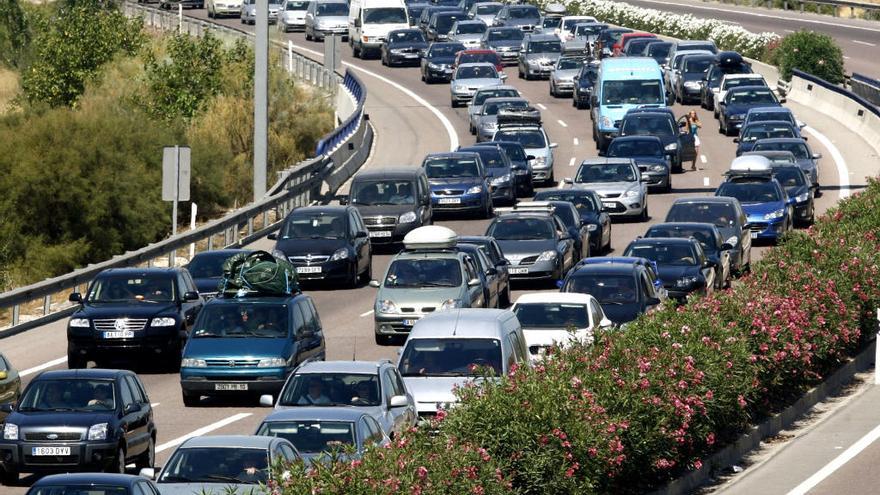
[496,106,542,127]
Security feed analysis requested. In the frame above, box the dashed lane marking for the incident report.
[360,310,374,317]
[21,357,67,377]
[156,413,253,453]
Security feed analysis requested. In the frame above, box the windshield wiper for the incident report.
[160,475,194,483]
[419,282,455,288]
[202,474,250,484]
[193,333,223,338]
[310,235,340,239]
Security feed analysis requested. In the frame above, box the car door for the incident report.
[695,244,715,292]
[487,240,510,293]
[462,256,484,307]
[737,203,752,259]
[387,367,416,430]
[277,442,298,464]
[123,374,152,456]
[117,377,144,458]
[676,116,697,163]
[296,298,325,362]
[379,368,404,436]
[348,210,367,274]
[554,217,574,271]
[178,272,203,330]
[476,248,500,308]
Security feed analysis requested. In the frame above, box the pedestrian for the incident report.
[686,110,702,170]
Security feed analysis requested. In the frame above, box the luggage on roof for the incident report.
[219,251,300,297]
[497,106,542,126]
[544,3,566,15]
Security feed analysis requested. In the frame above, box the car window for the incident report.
[399,338,503,376]
[19,379,117,412]
[125,375,146,403]
[576,163,636,183]
[488,217,554,240]
[385,258,464,288]
[350,179,417,206]
[300,298,319,334]
[192,304,290,339]
[364,416,384,445]
[87,274,176,303]
[493,129,546,148]
[380,370,394,402]
[423,156,481,178]
[279,444,297,461]
[390,368,407,397]
[119,379,134,408]
[278,373,380,407]
[463,256,479,281]
[589,299,603,326]
[131,483,149,495]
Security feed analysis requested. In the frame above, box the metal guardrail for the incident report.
[849,73,880,108]
[0,4,373,337]
[703,0,880,18]
[792,68,880,118]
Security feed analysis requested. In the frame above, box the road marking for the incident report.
[21,357,67,377]
[359,310,374,317]
[288,42,459,151]
[557,119,568,128]
[151,403,160,408]
[573,138,579,146]
[784,29,794,33]
[803,126,850,199]
[537,103,547,110]
[844,56,852,60]
[156,413,253,453]
[569,157,576,166]
[700,154,707,164]
[703,177,710,187]
[852,39,876,47]
[787,422,880,495]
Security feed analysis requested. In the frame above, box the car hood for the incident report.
[620,132,675,147]
[657,264,701,284]
[552,68,579,80]
[505,18,539,26]
[281,10,307,20]
[75,302,179,319]
[487,40,521,49]
[495,239,556,256]
[600,303,642,325]
[575,182,635,195]
[716,226,739,244]
[362,23,409,36]
[156,483,261,495]
[628,156,667,167]
[402,376,471,410]
[453,34,484,43]
[579,211,602,226]
[682,73,704,82]
[453,78,502,88]
[184,337,288,360]
[741,200,786,217]
[354,204,417,218]
[724,102,779,115]
[524,52,560,62]
[475,14,497,24]
[793,158,817,171]
[523,328,589,348]
[564,39,588,50]
[274,238,349,257]
[429,178,483,188]
[379,286,463,305]
[785,184,810,199]
[427,55,457,65]
[9,410,115,429]
[314,15,348,25]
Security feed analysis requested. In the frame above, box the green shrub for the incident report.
[0,0,29,68]
[771,30,845,83]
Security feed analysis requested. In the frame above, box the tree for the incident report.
[771,30,845,84]
[0,0,29,68]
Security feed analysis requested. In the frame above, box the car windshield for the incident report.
[727,89,776,105]
[280,212,346,240]
[399,338,502,376]
[365,7,408,23]
[602,80,663,105]
[286,0,308,10]
[621,115,674,136]
[684,57,712,73]
[460,53,497,66]
[186,253,236,279]
[749,111,793,124]
[742,124,796,141]
[557,58,582,70]
[541,17,561,29]
[563,18,588,31]
[456,65,497,79]
[753,141,810,159]
[646,227,717,252]
[514,303,589,329]
[473,89,519,105]
[625,243,699,266]
[488,29,523,41]
[430,44,465,56]
[435,15,462,33]
[576,163,636,183]
[28,487,128,495]
[716,181,782,203]
[18,379,116,412]
[534,192,598,213]
[476,4,501,14]
[488,217,554,240]
[483,100,527,115]
[599,29,629,44]
[666,203,738,228]
[317,3,348,15]
[191,304,289,338]
[551,207,576,228]
[350,180,416,206]
[159,447,269,485]
[509,6,538,18]
[87,274,176,303]
[575,25,604,37]
[773,167,807,188]
[424,157,480,178]
[528,40,561,53]
[463,149,505,169]
[566,275,638,305]
[493,129,546,148]
[646,43,671,57]
[390,30,425,42]
[384,259,462,288]
[495,144,526,161]
[608,139,663,157]
[457,23,486,34]
[724,77,765,90]
[278,373,381,407]
[257,421,355,454]
[625,39,654,54]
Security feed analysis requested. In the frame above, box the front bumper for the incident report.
[387,51,422,64]
[180,368,289,395]
[597,196,645,217]
[552,79,574,94]
[495,49,520,64]
[663,284,706,301]
[213,4,241,15]
[530,164,553,182]
[506,259,558,280]
[524,64,553,78]
[639,170,670,190]
[431,192,486,212]
[680,85,702,100]
[0,440,117,473]
[68,327,184,358]
[363,221,421,244]
[793,201,813,221]
[574,88,592,104]
[490,183,515,202]
[280,17,306,29]
[375,313,429,336]
[290,259,353,281]
[313,26,348,38]
[747,217,786,240]
[477,126,497,142]
[425,65,454,81]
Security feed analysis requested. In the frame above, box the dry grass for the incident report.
[0,68,20,114]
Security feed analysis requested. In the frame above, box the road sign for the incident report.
[162,146,191,202]
[324,35,341,72]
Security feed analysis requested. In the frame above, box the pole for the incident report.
[189,203,198,260]
[172,145,179,238]
[254,0,269,201]
[178,3,183,32]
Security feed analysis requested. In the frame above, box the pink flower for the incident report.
[706,433,716,445]
[693,460,703,470]
[570,376,583,389]
[738,395,748,408]
[417,466,428,479]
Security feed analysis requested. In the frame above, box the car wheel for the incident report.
[110,447,126,474]
[208,6,214,17]
[353,42,361,58]
[68,351,87,369]
[135,436,155,471]
[346,264,359,289]
[483,198,494,219]
[499,284,511,308]
[306,30,312,41]
[718,119,725,135]
[182,390,200,407]
[664,179,672,193]
[640,204,649,222]
[375,334,395,346]
[1,468,18,486]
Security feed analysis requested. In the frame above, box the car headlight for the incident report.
[650,164,666,172]
[676,276,700,288]
[440,299,464,311]
[795,192,810,203]
[151,317,176,327]
[532,156,546,166]
[453,85,468,93]
[181,358,207,368]
[257,357,287,368]
[398,211,417,224]
[684,81,701,89]
[466,185,484,194]
[491,174,511,185]
[725,236,739,247]
[272,248,287,259]
[379,299,399,314]
[330,248,350,261]
[586,224,598,232]
[763,209,785,220]
[87,423,108,441]
[664,143,678,151]
[69,318,90,328]
[731,113,745,121]
[624,188,640,198]
[536,250,557,262]
[3,424,18,440]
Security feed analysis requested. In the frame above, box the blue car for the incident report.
[25,473,159,495]
[715,171,792,242]
[421,152,493,217]
[458,145,515,204]
[734,120,800,156]
[718,85,782,136]
[472,140,534,197]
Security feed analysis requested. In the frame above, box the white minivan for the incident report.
[349,0,410,58]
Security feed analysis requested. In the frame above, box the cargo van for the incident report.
[349,0,410,58]
[590,57,666,152]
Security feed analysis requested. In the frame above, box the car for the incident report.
[560,260,664,325]
[255,408,388,462]
[665,49,714,99]
[766,163,815,225]
[427,11,467,42]
[241,0,281,24]
[549,55,585,97]
[743,149,799,167]
[716,168,792,243]
[420,41,467,82]
[572,58,600,109]
[742,106,804,131]
[480,26,524,65]
[485,208,577,282]
[397,308,529,419]
[623,237,716,302]
[468,1,503,25]
[492,117,557,185]
[0,369,155,483]
[406,2,430,27]
[700,51,752,110]
[618,108,696,173]
[304,0,350,40]
[643,40,673,66]
[562,22,607,55]
[471,141,534,196]
[612,32,656,57]
[718,85,782,136]
[644,222,734,289]
[457,242,504,308]
[511,292,611,361]
[514,201,591,261]
[346,168,433,244]
[532,189,612,254]
[563,158,648,220]
[667,39,718,64]
[535,7,563,34]
[25,473,160,495]
[665,197,752,275]
[517,33,562,79]
[556,15,597,41]
[750,137,821,191]
[594,27,631,59]
[492,4,540,31]
[449,20,489,48]
[381,28,429,66]
[263,360,417,439]
[453,48,504,73]
[467,85,520,134]
[624,37,663,57]
[371,227,488,344]
[712,73,768,117]
[673,52,716,104]
[571,256,667,297]
[66,268,204,370]
[277,0,310,31]
[207,0,242,18]
[457,144,516,205]
[268,206,372,288]
[183,249,251,298]
[474,96,530,142]
[606,135,671,193]
[457,235,512,307]
[141,435,298,492]
[0,353,21,423]
[734,121,800,156]
[456,0,479,13]
[421,152,493,217]
[417,5,461,32]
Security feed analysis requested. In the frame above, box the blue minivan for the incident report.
[590,57,666,152]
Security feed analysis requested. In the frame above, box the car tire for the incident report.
[306,30,312,41]
[375,334,394,346]
[182,390,200,407]
[483,198,494,219]
[110,447,126,474]
[68,351,87,369]
[499,284,511,308]
[346,265,359,289]
[1,468,18,486]
[718,119,725,135]
[135,436,155,471]
[640,204,649,222]
[208,6,214,18]
[353,42,361,58]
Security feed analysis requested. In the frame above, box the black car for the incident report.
[269,206,372,288]
[644,222,734,289]
[66,268,204,370]
[0,369,156,484]
[485,210,577,282]
[25,473,160,495]
[665,197,752,275]
[700,51,752,111]
[420,41,466,82]
[184,249,251,297]
[480,27,524,65]
[618,108,696,173]
[471,141,534,196]
[456,243,503,308]
[674,53,715,104]
[345,168,433,245]
[718,85,782,136]
[624,37,662,57]
[643,41,673,66]
[560,261,663,325]
[457,145,516,205]
[381,29,429,66]
[417,5,460,32]
[407,2,431,26]
[533,189,611,254]
[526,200,591,261]
[572,60,599,109]
[426,11,466,41]
[623,237,716,301]
[458,235,511,307]
[606,135,671,193]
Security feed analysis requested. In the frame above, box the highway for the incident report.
[0,6,878,492]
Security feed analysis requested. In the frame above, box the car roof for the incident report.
[290,205,350,215]
[513,292,595,305]
[727,85,774,92]
[723,73,764,80]
[456,20,486,25]
[571,263,640,275]
[681,52,716,60]
[261,407,369,423]
[743,120,794,127]
[525,34,559,42]
[649,222,719,232]
[354,168,425,180]
[180,435,279,449]
[208,295,301,305]
[629,237,696,246]
[457,62,498,69]
[481,96,528,103]
[579,157,635,166]
[753,137,807,144]
[408,308,515,339]
[31,473,144,487]
[676,40,716,46]
[474,84,517,92]
[425,151,480,159]
[35,368,128,381]
[495,210,555,220]
[611,135,663,143]
[747,106,793,114]
[672,49,713,59]
[296,360,388,375]
[458,235,494,243]
[98,267,182,276]
[672,196,738,205]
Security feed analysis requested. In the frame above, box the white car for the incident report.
[278,0,310,32]
[713,73,768,118]
[207,0,243,18]
[511,292,612,361]
[556,15,596,42]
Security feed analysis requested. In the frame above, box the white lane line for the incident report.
[569,157,576,166]
[852,39,876,47]
[557,120,568,128]
[700,154,707,164]
[156,413,253,453]
[573,138,579,146]
[21,357,67,377]
[288,42,459,151]
[803,126,850,199]
[151,403,160,408]
[359,310,374,317]
[703,177,710,187]
[844,56,852,60]
[787,422,880,495]
[537,103,547,110]
[784,29,794,33]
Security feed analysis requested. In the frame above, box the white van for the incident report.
[349,0,410,58]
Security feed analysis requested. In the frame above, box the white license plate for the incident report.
[438,198,461,204]
[214,383,248,391]
[103,331,134,339]
[404,54,418,58]
[750,232,758,239]
[402,319,419,326]
[602,202,616,208]
[509,267,529,274]
[296,266,322,274]
[369,230,392,238]
[32,447,70,456]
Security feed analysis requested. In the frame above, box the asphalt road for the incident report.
[0,7,876,492]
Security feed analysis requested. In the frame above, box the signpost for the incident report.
[324,34,341,72]
[162,145,191,238]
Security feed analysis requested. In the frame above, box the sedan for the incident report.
[421,42,467,83]
[480,27,524,65]
[474,96,530,142]
[734,121,800,156]
[533,189,612,254]
[606,135,671,193]
[450,62,504,107]
[511,292,611,361]
[624,237,716,302]
[715,175,792,243]
[751,137,821,193]
[381,29,429,67]
[718,85,782,136]
[467,85,520,135]
[549,56,586,98]
[485,211,577,282]
[449,20,488,49]
[183,248,251,297]
[25,473,160,495]
[644,222,734,290]
[665,197,752,276]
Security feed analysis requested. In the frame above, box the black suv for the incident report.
[0,369,156,484]
[345,168,433,245]
[560,261,663,325]
[618,108,696,173]
[67,268,204,370]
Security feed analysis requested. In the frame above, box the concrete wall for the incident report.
[334,85,358,125]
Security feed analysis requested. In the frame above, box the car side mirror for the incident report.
[640,173,650,182]
[496,259,509,267]
[139,467,157,480]
[69,292,83,303]
[183,291,200,302]
[703,259,716,268]
[259,394,274,407]
[797,120,806,129]
[599,317,613,329]
[267,232,278,240]
[0,403,12,414]
[742,222,752,230]
[0,371,7,381]
[369,280,381,288]
[527,155,536,160]
[812,153,822,159]
[355,231,369,238]
[389,395,409,408]
[419,49,427,57]
[549,143,558,149]
[468,278,482,287]
[720,242,734,251]
[555,279,565,289]
[354,17,361,27]
[124,402,142,414]
[500,73,508,81]
[339,196,349,205]
[485,267,498,276]
[562,177,573,184]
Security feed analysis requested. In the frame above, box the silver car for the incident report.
[492,124,557,185]
[468,1,503,25]
[241,0,281,24]
[468,85,520,134]
[475,96,529,142]
[305,0,350,41]
[449,20,488,49]
[518,33,562,80]
[564,158,648,220]
[261,360,417,439]
[277,0,310,32]
[549,56,584,97]
[450,62,505,107]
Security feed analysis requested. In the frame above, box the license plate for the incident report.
[214,383,248,391]
[602,202,616,208]
[402,319,418,326]
[32,447,70,456]
[296,266,322,274]
[404,53,418,58]
[439,198,461,204]
[369,230,392,238]
[750,232,758,239]
[103,331,134,339]
[509,267,529,275]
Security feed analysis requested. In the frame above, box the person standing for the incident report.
[686,110,702,171]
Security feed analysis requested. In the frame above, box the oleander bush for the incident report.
[768,30,846,83]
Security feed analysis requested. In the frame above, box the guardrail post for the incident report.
[247,217,254,237]
[12,304,20,326]
[43,295,51,316]
[207,234,214,251]
[168,249,175,267]
[234,223,241,245]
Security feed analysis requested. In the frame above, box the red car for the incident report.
[613,32,656,57]
[453,49,504,72]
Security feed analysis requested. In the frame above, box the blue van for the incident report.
[590,57,666,152]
